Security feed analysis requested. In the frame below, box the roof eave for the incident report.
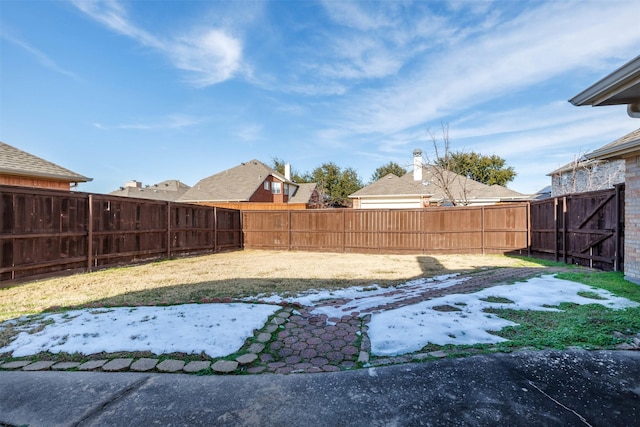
[0,168,92,183]
[349,193,434,199]
[585,139,640,160]
[569,55,640,106]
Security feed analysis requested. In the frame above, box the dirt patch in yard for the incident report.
[0,250,547,322]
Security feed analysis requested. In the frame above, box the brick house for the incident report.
[177,159,319,210]
[570,55,640,284]
[0,141,91,190]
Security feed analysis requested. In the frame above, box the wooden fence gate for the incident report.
[530,185,624,271]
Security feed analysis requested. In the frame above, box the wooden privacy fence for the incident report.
[530,185,624,271]
[0,186,242,282]
[242,203,530,255]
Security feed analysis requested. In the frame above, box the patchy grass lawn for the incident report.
[1,250,545,322]
[421,271,640,355]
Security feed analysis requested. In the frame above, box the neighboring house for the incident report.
[532,185,552,200]
[350,149,529,209]
[570,55,640,284]
[0,141,91,191]
[177,159,319,210]
[110,179,191,202]
[548,155,626,197]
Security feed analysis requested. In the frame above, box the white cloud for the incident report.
[93,114,207,131]
[235,123,263,141]
[333,1,640,137]
[71,0,243,86]
[1,32,79,79]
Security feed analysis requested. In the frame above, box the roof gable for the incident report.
[0,141,91,183]
[178,159,297,202]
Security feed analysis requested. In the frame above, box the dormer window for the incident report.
[272,182,282,194]
[264,181,270,191]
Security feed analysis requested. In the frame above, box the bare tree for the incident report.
[552,153,625,197]
[423,123,470,206]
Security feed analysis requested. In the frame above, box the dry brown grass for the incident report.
[0,250,546,322]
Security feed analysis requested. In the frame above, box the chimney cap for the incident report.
[413,148,422,156]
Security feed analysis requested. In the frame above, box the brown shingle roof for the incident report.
[0,141,91,183]
[178,159,297,202]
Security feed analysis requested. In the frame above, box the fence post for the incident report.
[527,202,531,257]
[342,209,346,253]
[562,197,568,265]
[288,209,292,251]
[87,194,93,272]
[614,184,622,271]
[167,202,171,259]
[213,206,218,253]
[481,206,485,255]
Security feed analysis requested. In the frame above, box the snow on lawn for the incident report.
[0,274,637,359]
[1,304,278,358]
[367,275,639,356]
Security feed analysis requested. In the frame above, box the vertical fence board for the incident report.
[530,186,623,271]
[0,186,241,283]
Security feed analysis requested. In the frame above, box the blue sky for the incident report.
[1,0,639,195]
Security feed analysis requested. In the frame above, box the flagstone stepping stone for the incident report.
[102,358,133,372]
[1,361,31,369]
[428,350,448,358]
[78,360,107,371]
[236,353,258,365]
[247,343,265,353]
[52,362,80,370]
[183,361,210,373]
[23,361,55,371]
[156,359,185,372]
[256,333,272,343]
[130,358,158,372]
[211,360,238,373]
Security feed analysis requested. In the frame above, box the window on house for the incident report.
[284,184,289,195]
[264,181,270,191]
[272,182,281,194]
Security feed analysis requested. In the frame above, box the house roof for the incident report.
[178,159,297,203]
[289,182,317,204]
[350,167,528,203]
[110,180,191,202]
[569,55,640,108]
[584,127,640,160]
[0,141,91,183]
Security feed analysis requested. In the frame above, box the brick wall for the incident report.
[625,155,640,284]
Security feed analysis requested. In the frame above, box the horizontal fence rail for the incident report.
[242,204,530,256]
[1,186,242,283]
[2,183,624,284]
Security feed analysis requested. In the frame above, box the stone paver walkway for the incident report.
[3,267,638,375]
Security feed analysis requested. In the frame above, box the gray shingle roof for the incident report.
[585,127,640,160]
[0,141,91,183]
[110,180,191,202]
[178,159,297,202]
[350,167,528,203]
[289,182,318,204]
